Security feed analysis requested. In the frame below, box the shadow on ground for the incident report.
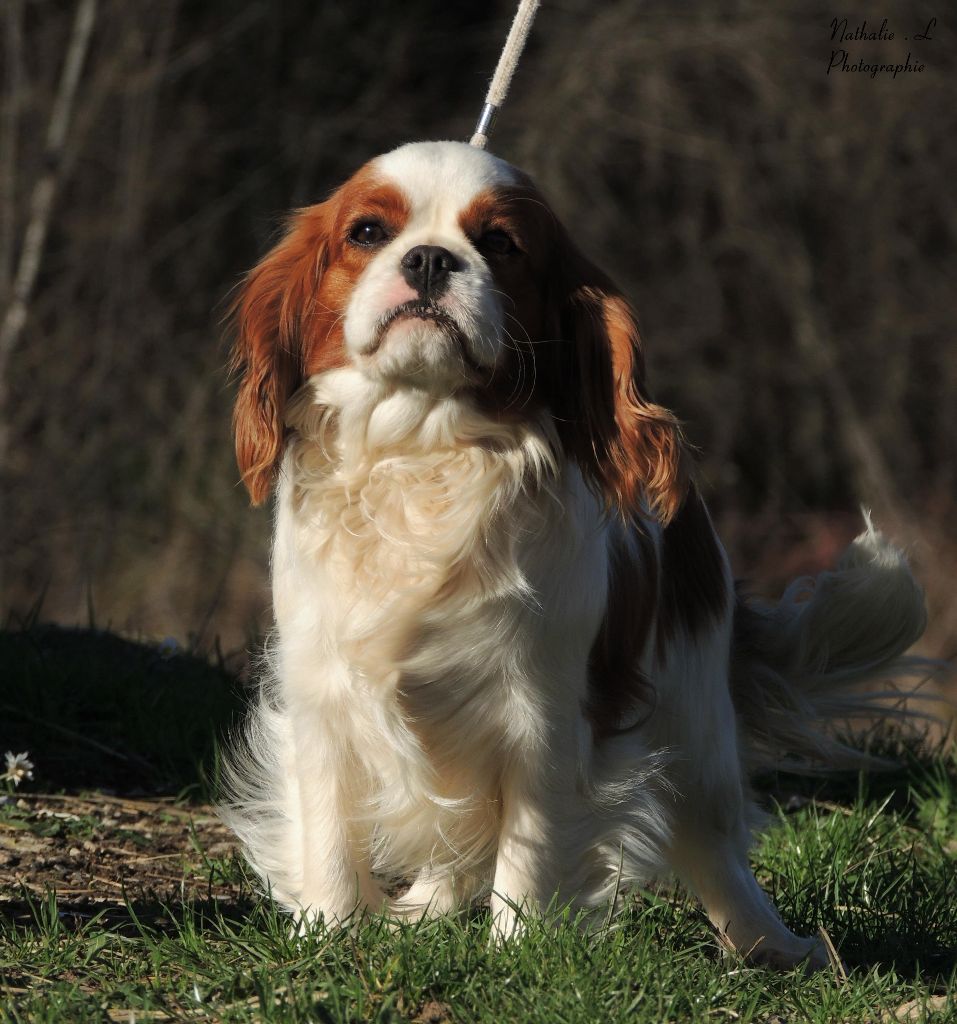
[1,622,246,797]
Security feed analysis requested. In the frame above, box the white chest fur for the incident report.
[267,376,611,876]
[275,378,564,664]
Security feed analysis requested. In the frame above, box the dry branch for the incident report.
[0,0,23,298]
[0,0,97,454]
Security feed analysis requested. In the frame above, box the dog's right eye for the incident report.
[477,228,517,256]
[349,221,388,247]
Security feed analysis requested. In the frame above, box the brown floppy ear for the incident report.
[547,237,689,524]
[229,206,330,505]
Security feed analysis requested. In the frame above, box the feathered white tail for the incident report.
[732,513,937,770]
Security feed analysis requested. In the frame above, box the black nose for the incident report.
[400,245,459,297]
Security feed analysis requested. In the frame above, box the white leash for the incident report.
[469,0,541,150]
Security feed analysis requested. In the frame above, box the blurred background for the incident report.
[2,0,954,670]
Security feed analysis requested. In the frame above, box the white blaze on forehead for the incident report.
[342,141,514,375]
[373,141,520,224]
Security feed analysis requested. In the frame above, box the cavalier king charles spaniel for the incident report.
[222,141,927,969]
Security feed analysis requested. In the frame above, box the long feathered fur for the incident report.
[732,512,935,771]
[219,653,305,908]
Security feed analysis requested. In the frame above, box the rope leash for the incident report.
[469,0,541,150]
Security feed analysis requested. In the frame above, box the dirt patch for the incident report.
[413,1000,454,1023]
[0,792,241,924]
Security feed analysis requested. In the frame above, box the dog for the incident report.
[221,140,927,968]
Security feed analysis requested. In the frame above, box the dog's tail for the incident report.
[731,512,939,771]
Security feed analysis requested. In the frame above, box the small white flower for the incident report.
[3,751,34,787]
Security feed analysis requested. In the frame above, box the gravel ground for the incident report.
[0,792,240,925]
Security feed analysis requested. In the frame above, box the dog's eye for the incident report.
[349,221,388,247]
[477,228,517,256]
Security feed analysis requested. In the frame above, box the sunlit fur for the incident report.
[222,141,928,968]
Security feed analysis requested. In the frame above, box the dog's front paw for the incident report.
[292,878,388,936]
[732,930,831,972]
[489,892,533,945]
[390,869,461,922]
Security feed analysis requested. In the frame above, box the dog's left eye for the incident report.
[349,221,388,246]
[477,228,517,256]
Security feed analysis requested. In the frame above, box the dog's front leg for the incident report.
[488,509,612,942]
[290,707,385,929]
[490,703,587,941]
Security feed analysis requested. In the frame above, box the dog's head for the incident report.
[230,141,687,520]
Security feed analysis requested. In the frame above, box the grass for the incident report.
[1,623,956,1023]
